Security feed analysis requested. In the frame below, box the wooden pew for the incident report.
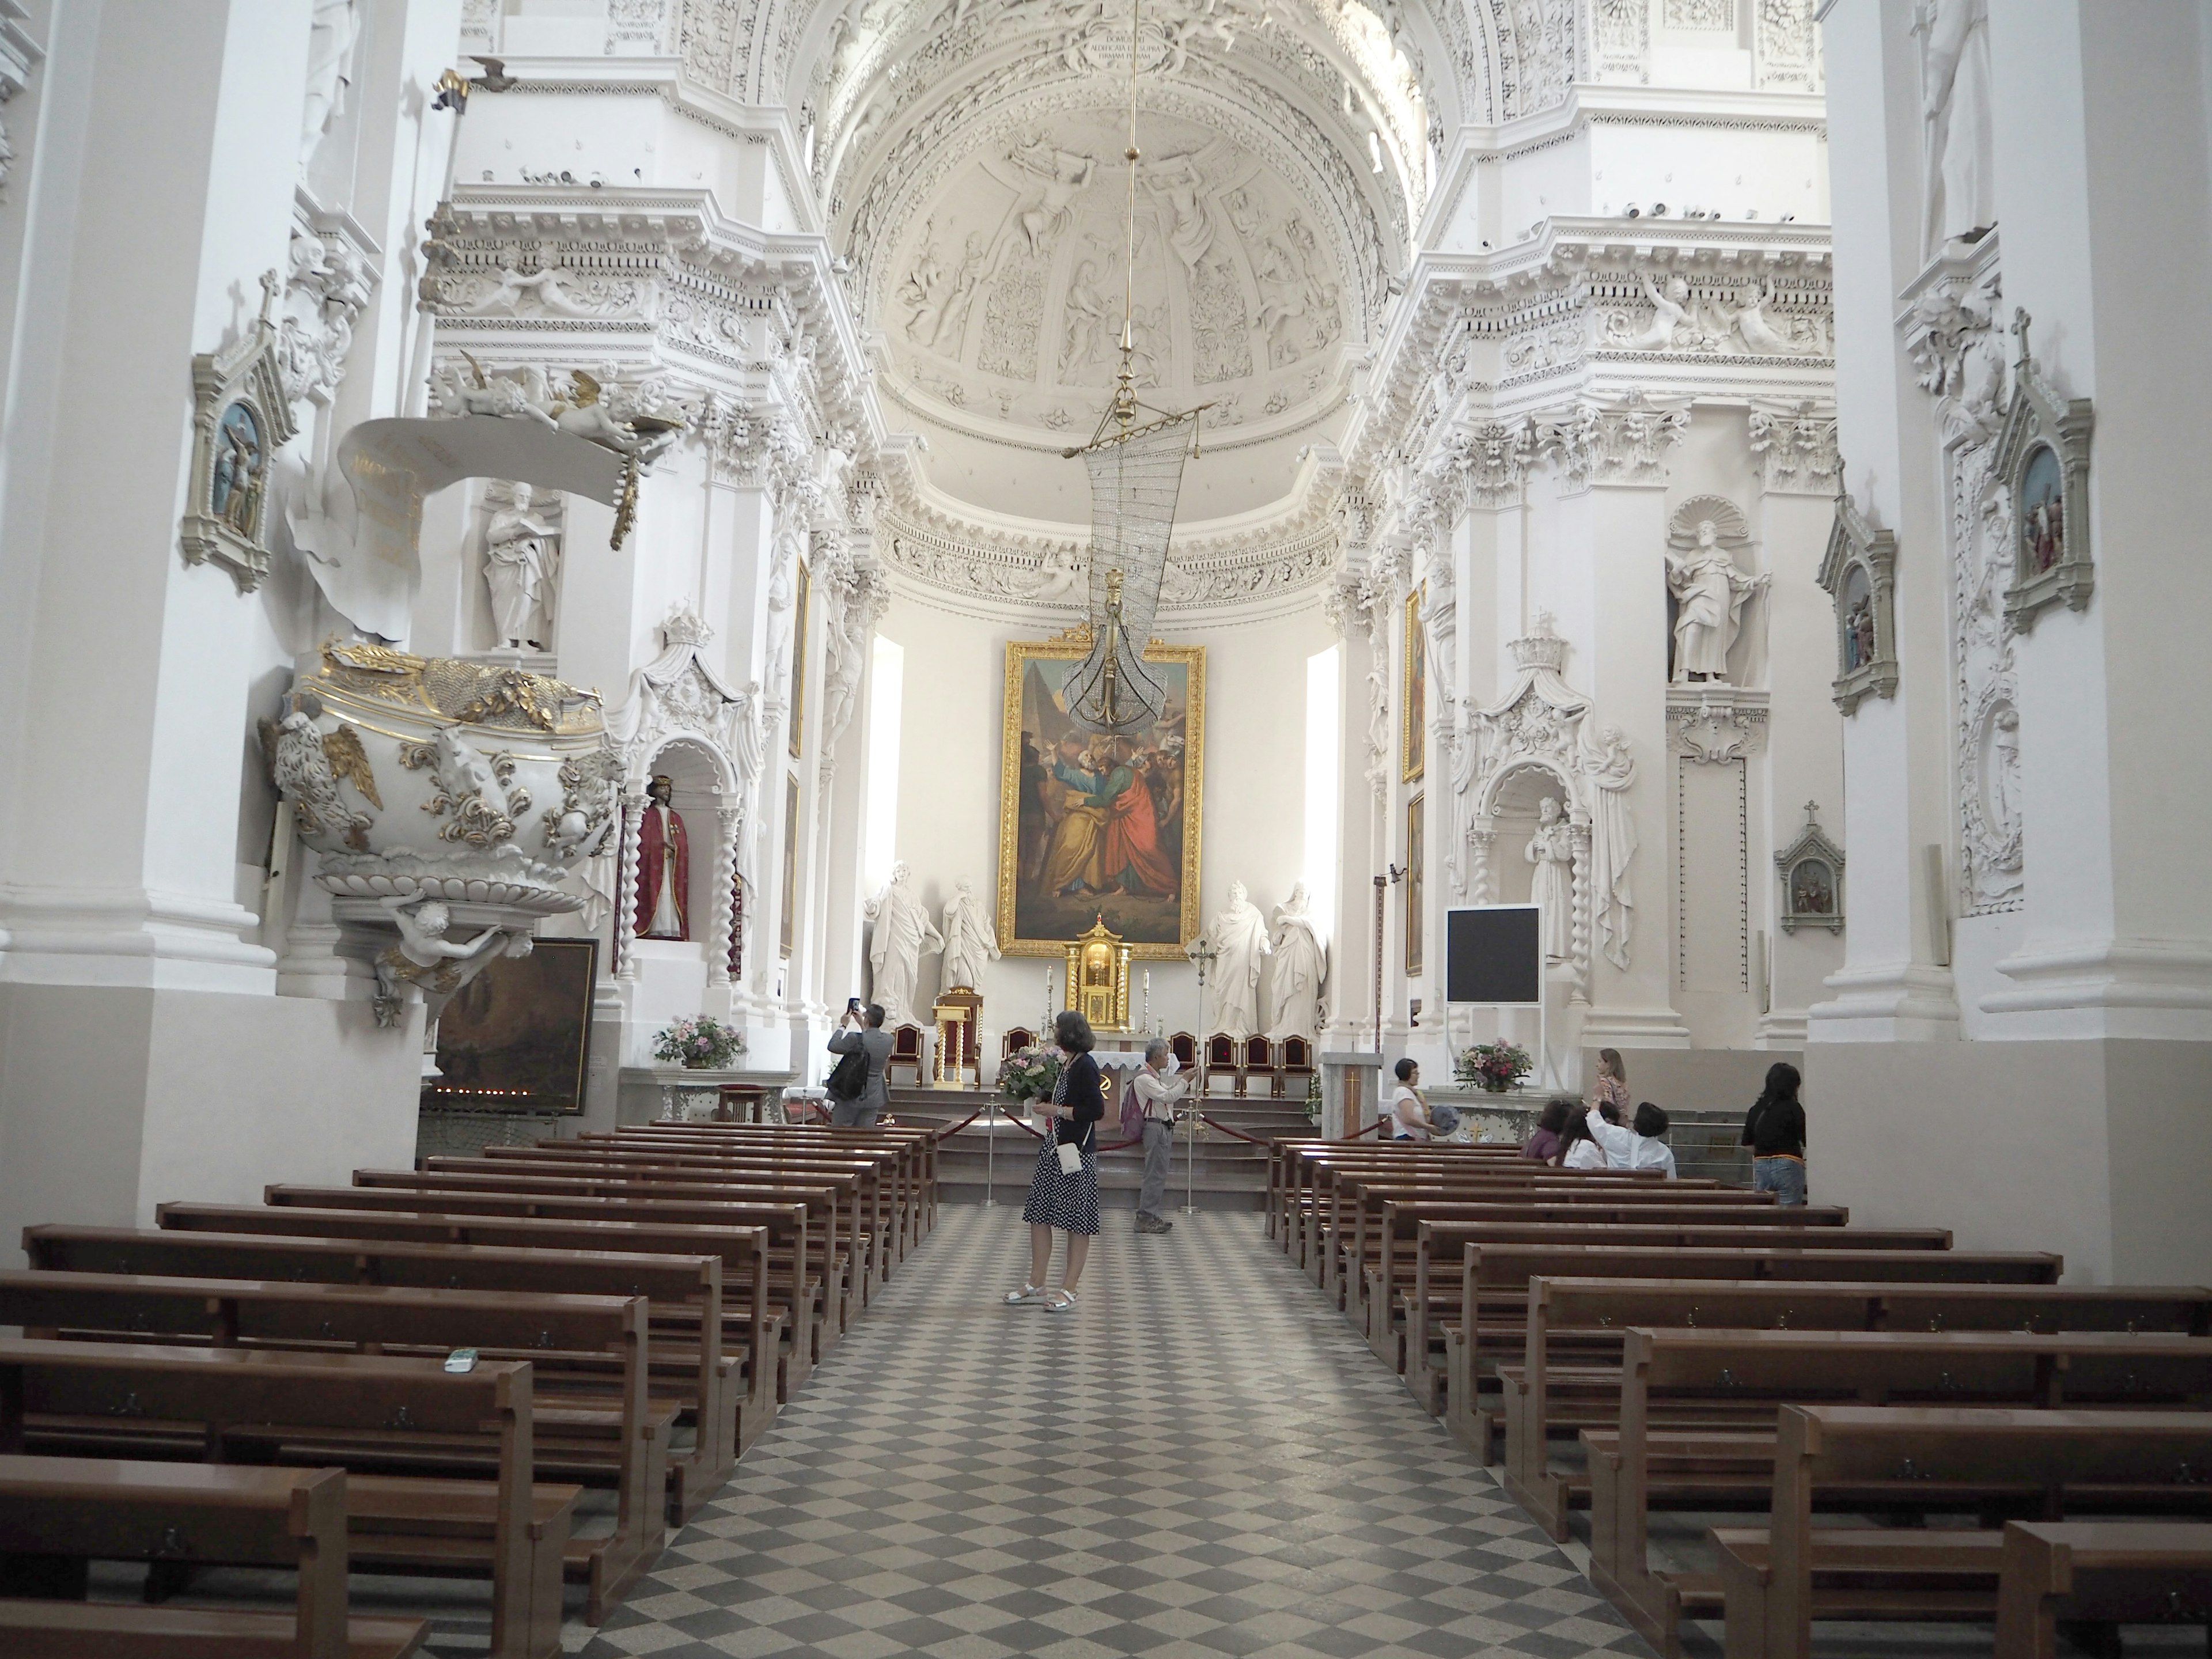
[608,1123,942,1251]
[223,1192,820,1399]
[1502,1278,2212,1539]
[335,1170,858,1347]
[0,1339,571,1659]
[1713,1407,2212,1659]
[1376,1200,1850,1379]
[1995,1521,2212,1659]
[28,1225,758,1494]
[0,1455,428,1659]
[0,1271,664,1620]
[1268,1140,1527,1244]
[1442,1245,2067,1465]
[1584,1330,2212,1656]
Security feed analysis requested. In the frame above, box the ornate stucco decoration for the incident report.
[1748,397,1840,494]
[1459,616,1639,995]
[0,1,41,202]
[180,274,301,592]
[1819,486,1900,714]
[1992,308,2094,630]
[1899,229,2020,913]
[279,202,378,417]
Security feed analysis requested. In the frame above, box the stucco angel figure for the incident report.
[865,861,945,1027]
[1031,541,1085,604]
[484,483,559,650]
[1667,520,1767,682]
[1612,271,1690,351]
[1202,880,1271,1039]
[940,877,1000,993]
[1264,881,1328,1041]
[1526,797,1574,964]
[372,892,527,1026]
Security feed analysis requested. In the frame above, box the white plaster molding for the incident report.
[1748,396,1840,495]
[1805,961,1962,1044]
[1980,939,2212,1043]
[0,885,278,993]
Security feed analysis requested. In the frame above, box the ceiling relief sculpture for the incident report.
[883,110,1350,441]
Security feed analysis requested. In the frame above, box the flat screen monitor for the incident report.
[1445,906,1541,1006]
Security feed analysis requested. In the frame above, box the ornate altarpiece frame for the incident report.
[997,631,1205,958]
[1995,308,2095,629]
[1818,488,1900,714]
[179,272,299,592]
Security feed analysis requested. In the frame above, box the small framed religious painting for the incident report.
[1774,802,1845,934]
[425,937,599,1112]
[1817,490,1899,714]
[1404,793,1426,975]
[179,276,298,592]
[1993,308,2095,628]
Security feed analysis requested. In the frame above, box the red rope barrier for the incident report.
[1197,1112,1275,1146]
[1343,1118,1385,1139]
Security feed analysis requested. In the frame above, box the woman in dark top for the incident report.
[1522,1099,1573,1163]
[1008,1010,1104,1311]
[1740,1060,1808,1206]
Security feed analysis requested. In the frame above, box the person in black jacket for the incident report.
[1007,1010,1104,1312]
[1741,1060,1808,1206]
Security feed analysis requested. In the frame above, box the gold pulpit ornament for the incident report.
[1063,915,1134,1033]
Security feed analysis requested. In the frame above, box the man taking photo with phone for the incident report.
[826,999,894,1127]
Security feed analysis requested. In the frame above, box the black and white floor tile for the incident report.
[564,1207,1654,1659]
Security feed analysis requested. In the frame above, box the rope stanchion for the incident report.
[1196,1113,1274,1146]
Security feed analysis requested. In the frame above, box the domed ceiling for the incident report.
[791,0,1437,527]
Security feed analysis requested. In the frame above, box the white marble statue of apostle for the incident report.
[484,483,560,650]
[940,877,1000,992]
[1526,796,1574,965]
[1919,0,1995,255]
[1202,880,1271,1039]
[1264,881,1327,1041]
[865,861,944,1027]
[1665,519,1765,683]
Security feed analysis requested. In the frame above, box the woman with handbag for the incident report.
[1006,1010,1103,1312]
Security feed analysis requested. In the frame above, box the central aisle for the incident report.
[575,1209,1652,1658]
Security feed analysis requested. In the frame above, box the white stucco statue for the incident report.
[1919,0,1995,253]
[300,0,359,166]
[940,877,1000,992]
[865,861,944,1027]
[371,891,527,1024]
[1666,520,1766,683]
[484,483,560,650]
[1264,881,1328,1041]
[1202,880,1271,1039]
[1526,797,1573,965]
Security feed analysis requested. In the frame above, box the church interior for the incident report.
[1,0,2210,1654]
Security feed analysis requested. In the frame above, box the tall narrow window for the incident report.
[863,635,905,893]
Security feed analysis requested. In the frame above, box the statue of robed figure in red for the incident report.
[635,773,690,940]
[1096,737,1177,897]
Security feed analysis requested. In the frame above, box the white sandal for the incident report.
[1043,1289,1077,1312]
[1005,1283,1046,1305]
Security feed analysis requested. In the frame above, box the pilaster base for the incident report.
[1981,937,2212,1041]
[1806,961,1962,1043]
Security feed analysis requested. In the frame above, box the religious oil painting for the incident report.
[999,634,1205,956]
[780,771,800,957]
[1402,585,1426,782]
[425,937,597,1112]
[787,559,810,759]
[2017,443,2065,577]
[1404,793,1425,975]
[209,402,266,535]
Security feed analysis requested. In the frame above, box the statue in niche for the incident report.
[865,861,944,1027]
[1203,880,1271,1039]
[1264,881,1328,1041]
[1526,796,1573,965]
[300,0,359,167]
[1919,0,1995,253]
[940,877,1000,992]
[484,482,560,651]
[635,774,691,940]
[1666,519,1767,683]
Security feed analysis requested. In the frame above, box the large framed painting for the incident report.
[998,631,1205,957]
[425,937,597,1112]
[1402,585,1426,782]
[779,770,800,957]
[787,559,809,759]
[1404,793,1425,975]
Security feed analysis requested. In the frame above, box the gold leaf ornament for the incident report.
[321,724,384,810]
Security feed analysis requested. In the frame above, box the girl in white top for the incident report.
[1388,1058,1434,1141]
[1586,1100,1679,1178]
[1559,1109,1608,1169]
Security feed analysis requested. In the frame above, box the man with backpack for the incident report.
[826,999,893,1127]
[1124,1038,1187,1234]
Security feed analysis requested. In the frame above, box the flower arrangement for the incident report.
[998,1047,1064,1105]
[654,1016,745,1071]
[1456,1041,1532,1094]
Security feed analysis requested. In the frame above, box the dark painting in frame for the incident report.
[426,937,597,1112]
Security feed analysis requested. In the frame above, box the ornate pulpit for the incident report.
[1063,916,1132,1033]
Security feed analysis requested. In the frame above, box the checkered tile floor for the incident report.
[565,1207,1653,1659]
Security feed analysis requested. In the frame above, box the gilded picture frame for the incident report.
[1402,585,1426,782]
[998,631,1205,957]
[1404,793,1425,975]
[787,558,809,759]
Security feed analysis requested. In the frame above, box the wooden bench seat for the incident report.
[1498,1277,2212,1537]
[1995,1520,2212,1658]
[1711,1407,2212,1659]
[0,1454,427,1659]
[1580,1330,2212,1657]
[0,1339,571,1659]
[0,1271,664,1620]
